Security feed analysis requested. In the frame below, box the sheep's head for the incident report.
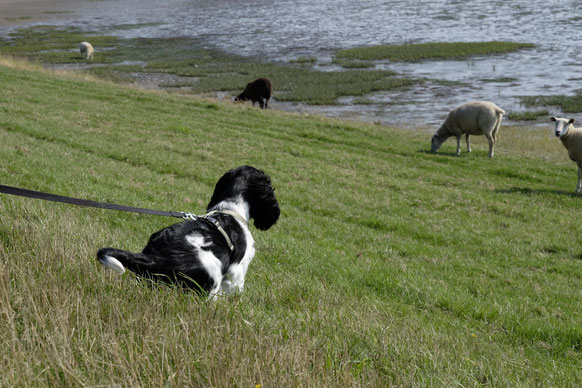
[234,92,247,103]
[430,134,444,153]
[551,116,575,137]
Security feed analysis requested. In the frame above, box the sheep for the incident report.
[234,78,272,109]
[79,42,94,60]
[551,116,582,193]
[431,101,505,157]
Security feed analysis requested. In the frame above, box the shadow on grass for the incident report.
[495,186,581,198]
[417,149,475,158]
[418,149,452,156]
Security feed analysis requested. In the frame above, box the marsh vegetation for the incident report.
[335,41,535,62]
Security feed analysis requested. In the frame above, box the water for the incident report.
[1,0,581,126]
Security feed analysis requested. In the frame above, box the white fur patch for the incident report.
[185,233,211,249]
[100,255,125,275]
[186,233,222,296]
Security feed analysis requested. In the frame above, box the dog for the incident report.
[97,165,280,298]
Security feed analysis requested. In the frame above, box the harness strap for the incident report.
[205,209,248,225]
[201,210,248,253]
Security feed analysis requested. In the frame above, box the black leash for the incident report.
[0,184,242,253]
[0,184,195,220]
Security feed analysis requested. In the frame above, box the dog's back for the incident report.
[98,216,244,294]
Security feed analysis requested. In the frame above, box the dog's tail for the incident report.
[97,247,147,275]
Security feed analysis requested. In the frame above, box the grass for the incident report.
[0,26,417,106]
[521,94,582,113]
[1,56,582,386]
[0,25,119,63]
[331,58,376,69]
[148,59,415,105]
[336,41,535,62]
[507,110,550,121]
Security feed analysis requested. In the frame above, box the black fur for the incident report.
[234,78,272,109]
[207,165,279,230]
[97,166,280,296]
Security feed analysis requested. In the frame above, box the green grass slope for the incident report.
[1,58,582,386]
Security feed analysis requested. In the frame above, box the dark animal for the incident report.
[97,166,280,299]
[234,78,272,109]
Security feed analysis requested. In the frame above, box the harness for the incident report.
[198,210,248,253]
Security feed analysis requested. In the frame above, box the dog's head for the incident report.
[207,166,280,230]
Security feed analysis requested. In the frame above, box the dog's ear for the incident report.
[247,175,280,231]
[207,166,280,230]
[207,168,239,210]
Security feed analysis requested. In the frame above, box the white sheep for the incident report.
[551,116,582,193]
[431,101,505,157]
[79,42,94,60]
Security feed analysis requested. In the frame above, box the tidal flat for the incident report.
[0,25,553,124]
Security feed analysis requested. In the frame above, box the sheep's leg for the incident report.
[577,167,582,193]
[466,134,471,153]
[455,136,461,156]
[265,98,269,109]
[258,98,265,109]
[492,114,502,143]
[485,133,494,157]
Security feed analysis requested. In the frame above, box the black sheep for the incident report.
[234,78,272,109]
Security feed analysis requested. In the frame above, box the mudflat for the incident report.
[0,0,77,27]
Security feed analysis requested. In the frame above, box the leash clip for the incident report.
[181,212,198,221]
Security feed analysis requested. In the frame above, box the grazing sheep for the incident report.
[551,116,582,193]
[234,78,272,109]
[431,101,505,157]
[79,42,94,60]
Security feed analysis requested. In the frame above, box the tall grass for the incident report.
[1,58,582,386]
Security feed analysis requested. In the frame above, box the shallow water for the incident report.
[1,0,580,126]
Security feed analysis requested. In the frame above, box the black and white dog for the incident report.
[97,166,280,298]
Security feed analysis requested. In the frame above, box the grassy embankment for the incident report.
[1,56,582,386]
